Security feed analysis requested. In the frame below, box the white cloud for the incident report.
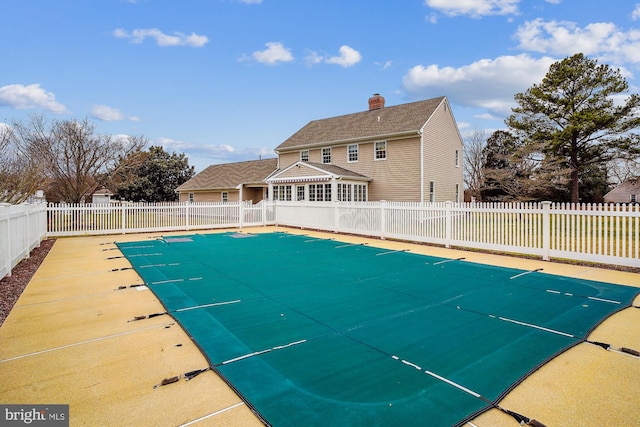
[156,137,235,157]
[154,136,275,172]
[515,19,640,64]
[250,42,294,64]
[303,50,324,66]
[113,28,208,47]
[403,54,556,116]
[633,4,640,20]
[91,105,140,122]
[425,0,520,18]
[375,60,393,70]
[325,45,362,67]
[0,83,67,113]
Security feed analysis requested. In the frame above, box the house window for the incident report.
[324,184,331,201]
[375,141,387,160]
[221,192,228,203]
[188,192,194,203]
[429,181,435,203]
[308,184,331,201]
[300,150,309,162]
[297,185,305,201]
[348,144,358,162]
[337,183,366,201]
[338,183,345,201]
[273,185,292,201]
[632,194,637,203]
[322,148,331,164]
[455,150,459,167]
[357,185,367,202]
[455,184,460,203]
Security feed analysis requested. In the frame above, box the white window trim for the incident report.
[322,147,331,164]
[374,140,387,161]
[300,150,309,162]
[347,144,358,163]
[221,191,228,203]
[455,150,459,168]
[188,192,194,203]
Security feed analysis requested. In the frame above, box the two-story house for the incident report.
[177,95,464,203]
[266,94,463,203]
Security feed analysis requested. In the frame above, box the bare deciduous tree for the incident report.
[0,124,47,204]
[10,115,146,203]
[463,129,487,202]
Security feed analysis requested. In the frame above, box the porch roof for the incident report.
[265,161,370,184]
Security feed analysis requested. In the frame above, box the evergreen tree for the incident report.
[507,53,640,203]
[116,146,195,202]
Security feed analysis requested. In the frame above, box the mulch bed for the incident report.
[0,239,55,327]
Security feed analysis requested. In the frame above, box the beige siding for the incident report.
[178,190,240,203]
[279,139,420,201]
[279,152,301,169]
[422,100,464,202]
[278,165,326,178]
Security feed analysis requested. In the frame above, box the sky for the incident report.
[2,0,640,172]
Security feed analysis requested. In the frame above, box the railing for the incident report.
[0,203,48,279]
[46,201,274,237]
[39,200,640,268]
[273,201,640,268]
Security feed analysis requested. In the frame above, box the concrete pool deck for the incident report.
[1,226,638,426]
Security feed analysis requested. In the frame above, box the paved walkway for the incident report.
[1,227,638,426]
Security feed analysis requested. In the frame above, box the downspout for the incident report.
[419,127,425,203]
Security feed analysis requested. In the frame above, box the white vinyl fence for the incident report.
[46,201,274,237]
[14,200,637,270]
[0,203,48,279]
[273,201,640,268]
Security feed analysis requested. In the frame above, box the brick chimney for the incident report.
[368,93,385,111]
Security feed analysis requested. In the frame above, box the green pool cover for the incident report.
[116,232,638,427]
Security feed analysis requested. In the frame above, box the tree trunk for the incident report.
[571,168,579,203]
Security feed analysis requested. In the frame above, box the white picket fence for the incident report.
[47,201,274,236]
[0,203,48,278]
[273,201,639,267]
[2,200,638,279]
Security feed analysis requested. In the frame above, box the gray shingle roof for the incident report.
[275,96,445,151]
[176,158,278,191]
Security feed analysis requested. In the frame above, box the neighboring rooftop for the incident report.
[176,158,278,191]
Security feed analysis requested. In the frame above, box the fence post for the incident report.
[121,204,126,234]
[380,200,387,240]
[541,201,551,261]
[185,202,190,231]
[238,201,244,229]
[333,201,339,233]
[1,204,11,277]
[445,201,453,248]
